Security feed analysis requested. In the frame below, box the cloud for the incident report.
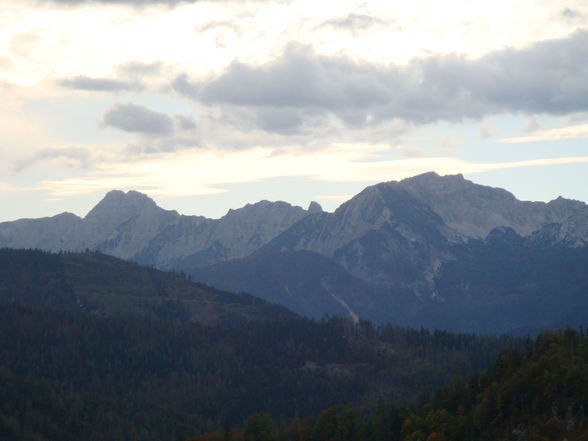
[320,13,391,34]
[115,61,163,76]
[521,116,540,133]
[126,135,200,154]
[15,147,94,172]
[100,103,197,147]
[561,7,583,20]
[35,141,588,198]
[173,30,588,133]
[478,121,501,139]
[501,123,588,143]
[58,75,140,92]
[175,115,197,130]
[101,103,175,135]
[171,73,200,98]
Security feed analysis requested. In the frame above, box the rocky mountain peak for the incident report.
[308,201,323,213]
[400,172,515,202]
[85,190,158,220]
[224,200,302,217]
[546,195,586,211]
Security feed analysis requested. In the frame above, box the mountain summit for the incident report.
[1,173,587,333]
[1,190,314,268]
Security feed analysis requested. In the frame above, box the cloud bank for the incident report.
[173,31,588,133]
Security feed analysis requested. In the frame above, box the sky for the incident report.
[1,0,588,221]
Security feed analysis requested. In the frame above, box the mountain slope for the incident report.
[0,303,522,441]
[192,250,405,323]
[1,173,587,332]
[0,248,294,325]
[259,182,454,293]
[201,328,587,441]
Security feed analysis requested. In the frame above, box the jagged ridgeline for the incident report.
[1,172,587,333]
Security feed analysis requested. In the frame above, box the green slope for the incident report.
[0,248,294,325]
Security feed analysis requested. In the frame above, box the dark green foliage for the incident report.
[0,304,519,441]
[185,329,588,441]
[399,328,588,441]
[0,248,294,325]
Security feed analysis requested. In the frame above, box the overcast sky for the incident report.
[1,0,588,220]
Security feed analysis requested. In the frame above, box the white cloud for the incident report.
[501,123,588,143]
[35,145,588,197]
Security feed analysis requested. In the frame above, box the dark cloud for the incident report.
[255,107,305,134]
[175,115,197,130]
[58,75,139,92]
[102,103,174,135]
[101,103,197,139]
[171,73,200,98]
[172,31,588,133]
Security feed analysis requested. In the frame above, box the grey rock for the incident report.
[0,191,311,269]
[308,201,323,213]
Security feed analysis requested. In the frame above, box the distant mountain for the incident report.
[0,248,294,325]
[258,173,587,287]
[191,250,402,323]
[0,191,317,268]
[1,172,587,333]
[192,173,588,333]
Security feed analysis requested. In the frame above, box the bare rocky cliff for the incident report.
[0,190,314,269]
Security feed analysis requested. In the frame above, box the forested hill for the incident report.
[0,304,521,441]
[179,328,588,441]
[0,248,294,324]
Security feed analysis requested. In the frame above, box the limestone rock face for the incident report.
[260,181,454,290]
[0,191,311,268]
[257,173,588,296]
[398,172,588,242]
[0,212,81,250]
[65,190,182,259]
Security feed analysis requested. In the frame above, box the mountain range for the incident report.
[2,172,587,333]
